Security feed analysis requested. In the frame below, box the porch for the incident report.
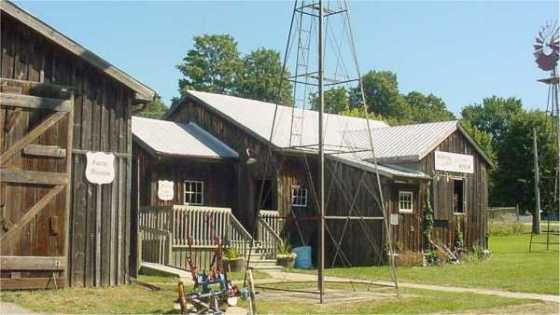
[138,205,286,271]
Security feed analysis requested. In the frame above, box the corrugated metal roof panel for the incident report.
[187,90,389,149]
[132,116,238,159]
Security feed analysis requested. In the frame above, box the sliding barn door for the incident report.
[0,90,73,289]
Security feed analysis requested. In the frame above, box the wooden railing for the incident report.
[257,210,285,258]
[139,205,254,270]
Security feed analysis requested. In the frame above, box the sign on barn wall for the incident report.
[158,180,174,201]
[434,151,474,174]
[85,152,116,184]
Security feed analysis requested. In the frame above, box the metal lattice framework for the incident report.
[243,0,400,303]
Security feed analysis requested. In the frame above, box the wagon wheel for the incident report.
[177,281,188,314]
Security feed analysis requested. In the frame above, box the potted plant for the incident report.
[224,247,245,272]
[276,242,296,268]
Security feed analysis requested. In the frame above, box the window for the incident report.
[398,191,414,213]
[184,180,204,205]
[453,179,464,214]
[291,185,308,207]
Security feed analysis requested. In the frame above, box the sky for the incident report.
[15,0,559,115]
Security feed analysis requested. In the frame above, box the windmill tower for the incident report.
[252,0,400,303]
[531,21,560,249]
[534,21,559,214]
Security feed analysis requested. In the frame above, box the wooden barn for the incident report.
[135,90,492,268]
[0,1,156,289]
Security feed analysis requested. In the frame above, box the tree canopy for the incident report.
[177,34,243,95]
[137,97,168,119]
[237,48,292,105]
[177,35,292,104]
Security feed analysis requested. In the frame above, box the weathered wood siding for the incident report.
[1,13,135,287]
[419,130,489,250]
[133,143,236,208]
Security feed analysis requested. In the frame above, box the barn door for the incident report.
[0,88,73,289]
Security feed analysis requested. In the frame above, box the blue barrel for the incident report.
[293,246,312,269]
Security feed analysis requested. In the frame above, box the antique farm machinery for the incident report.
[176,217,256,314]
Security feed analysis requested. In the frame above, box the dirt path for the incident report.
[259,271,560,304]
[0,302,36,315]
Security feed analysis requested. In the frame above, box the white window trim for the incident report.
[183,180,204,206]
[398,191,414,214]
[291,185,308,207]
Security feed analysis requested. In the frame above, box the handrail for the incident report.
[229,213,253,241]
[258,217,283,246]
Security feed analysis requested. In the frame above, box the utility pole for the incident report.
[317,0,325,305]
[533,127,542,234]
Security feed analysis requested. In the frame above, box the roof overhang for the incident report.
[1,0,157,102]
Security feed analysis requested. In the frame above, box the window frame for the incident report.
[452,177,465,215]
[291,185,308,207]
[398,190,414,214]
[183,180,204,206]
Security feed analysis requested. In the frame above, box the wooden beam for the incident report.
[1,256,65,271]
[4,108,21,132]
[0,277,65,290]
[0,111,66,165]
[0,169,68,185]
[324,215,384,220]
[23,144,66,158]
[1,185,65,243]
[0,93,72,112]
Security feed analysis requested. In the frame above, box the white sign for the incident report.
[85,152,115,184]
[158,180,174,201]
[390,213,399,225]
[435,151,474,174]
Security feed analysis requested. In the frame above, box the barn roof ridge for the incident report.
[1,0,157,101]
[168,90,493,167]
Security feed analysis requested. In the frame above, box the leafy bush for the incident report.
[277,241,296,258]
[224,247,241,260]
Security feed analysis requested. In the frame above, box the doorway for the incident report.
[255,179,276,210]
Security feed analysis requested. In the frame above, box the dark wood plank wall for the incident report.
[169,100,389,266]
[1,13,135,287]
[133,143,235,208]
[169,99,280,232]
[418,130,489,250]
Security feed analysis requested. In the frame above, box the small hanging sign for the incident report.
[435,151,474,174]
[85,152,115,184]
[390,213,399,225]
[158,180,174,201]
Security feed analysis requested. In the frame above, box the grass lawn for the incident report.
[300,234,559,295]
[0,276,537,314]
[248,282,533,314]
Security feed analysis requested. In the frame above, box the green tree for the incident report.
[311,87,350,113]
[461,96,523,145]
[492,111,557,212]
[237,48,292,104]
[177,34,243,95]
[351,70,410,121]
[137,97,168,119]
[405,91,455,123]
[460,121,495,162]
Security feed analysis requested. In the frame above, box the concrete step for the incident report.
[249,259,282,271]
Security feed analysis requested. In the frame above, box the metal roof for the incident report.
[132,116,238,160]
[1,1,156,101]
[182,90,389,150]
[341,120,460,162]
[167,91,492,178]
